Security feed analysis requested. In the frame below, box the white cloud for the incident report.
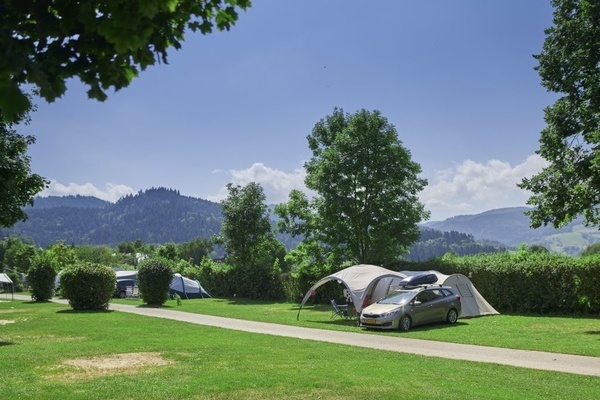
[421,154,549,221]
[208,162,308,204]
[39,180,135,202]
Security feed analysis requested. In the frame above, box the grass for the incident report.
[1,298,598,399]
[114,296,600,357]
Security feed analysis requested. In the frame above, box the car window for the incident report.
[415,291,430,303]
[378,291,414,305]
[429,289,445,300]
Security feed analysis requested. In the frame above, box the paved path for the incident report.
[8,295,600,377]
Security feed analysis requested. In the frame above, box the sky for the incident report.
[22,1,556,222]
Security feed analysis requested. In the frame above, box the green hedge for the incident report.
[61,263,116,310]
[26,260,57,302]
[137,257,174,306]
[426,252,600,314]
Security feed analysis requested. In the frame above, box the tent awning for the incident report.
[297,265,407,319]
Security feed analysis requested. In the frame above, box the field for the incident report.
[1,297,599,399]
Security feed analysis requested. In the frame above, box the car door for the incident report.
[427,289,449,322]
[411,290,435,325]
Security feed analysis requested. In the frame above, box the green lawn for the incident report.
[1,298,598,399]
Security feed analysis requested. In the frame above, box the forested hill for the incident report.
[0,188,559,258]
[2,188,223,247]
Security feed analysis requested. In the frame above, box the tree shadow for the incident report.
[56,309,114,314]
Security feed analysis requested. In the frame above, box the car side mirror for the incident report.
[414,300,421,306]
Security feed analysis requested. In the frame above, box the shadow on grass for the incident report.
[0,341,16,347]
[56,309,114,314]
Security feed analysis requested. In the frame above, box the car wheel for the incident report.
[399,315,411,331]
[446,308,458,324]
[118,291,127,299]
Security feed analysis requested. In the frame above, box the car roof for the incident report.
[397,285,454,292]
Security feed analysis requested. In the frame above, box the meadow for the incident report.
[1,297,599,399]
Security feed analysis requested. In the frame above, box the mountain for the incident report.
[2,191,597,256]
[423,207,600,255]
[1,188,223,247]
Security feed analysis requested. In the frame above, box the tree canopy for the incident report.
[519,0,600,228]
[277,108,429,266]
[0,0,251,121]
[0,101,48,227]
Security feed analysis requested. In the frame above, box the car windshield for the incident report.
[377,291,415,305]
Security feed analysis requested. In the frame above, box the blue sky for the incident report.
[24,1,555,221]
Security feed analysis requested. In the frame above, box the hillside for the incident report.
[2,188,223,247]
[2,190,595,257]
[423,207,600,255]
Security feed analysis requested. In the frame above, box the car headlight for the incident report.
[382,309,400,318]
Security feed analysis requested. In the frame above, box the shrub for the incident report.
[26,259,57,301]
[61,263,116,310]
[7,272,24,292]
[137,257,174,306]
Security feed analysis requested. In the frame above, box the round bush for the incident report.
[26,261,57,301]
[137,257,174,306]
[61,263,116,310]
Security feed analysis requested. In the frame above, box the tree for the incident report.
[2,237,38,273]
[1,101,48,227]
[0,0,252,121]
[519,0,600,228]
[279,108,429,265]
[220,182,285,299]
[178,237,213,265]
[220,182,273,267]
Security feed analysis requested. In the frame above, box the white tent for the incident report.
[400,270,499,317]
[0,273,14,300]
[169,273,211,299]
[297,264,408,319]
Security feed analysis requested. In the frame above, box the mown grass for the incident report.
[113,296,600,357]
[0,300,599,400]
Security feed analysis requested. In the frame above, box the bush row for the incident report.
[421,252,600,314]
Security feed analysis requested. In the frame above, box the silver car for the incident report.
[360,286,461,331]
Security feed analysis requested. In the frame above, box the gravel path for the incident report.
[8,295,600,377]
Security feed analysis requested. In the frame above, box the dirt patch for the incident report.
[66,352,172,370]
[52,352,173,380]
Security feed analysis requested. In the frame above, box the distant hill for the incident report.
[423,207,600,255]
[2,188,223,247]
[2,191,596,257]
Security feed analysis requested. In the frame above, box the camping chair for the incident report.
[126,286,140,299]
[330,299,350,319]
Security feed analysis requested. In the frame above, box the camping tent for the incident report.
[0,273,14,300]
[297,264,408,319]
[169,274,211,299]
[400,270,499,317]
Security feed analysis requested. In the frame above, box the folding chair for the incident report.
[330,299,350,319]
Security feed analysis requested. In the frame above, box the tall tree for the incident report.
[0,0,251,121]
[1,100,48,227]
[220,182,272,267]
[279,108,429,266]
[519,0,600,228]
[220,182,284,299]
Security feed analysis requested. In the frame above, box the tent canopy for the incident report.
[0,273,14,300]
[297,266,499,320]
[400,270,499,317]
[297,264,407,319]
[0,273,12,284]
